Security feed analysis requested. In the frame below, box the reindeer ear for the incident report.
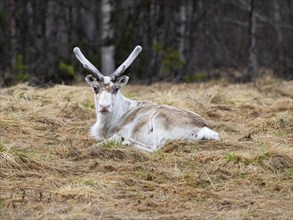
[85,74,97,86]
[85,74,100,93]
[116,75,129,87]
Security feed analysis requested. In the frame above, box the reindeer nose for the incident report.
[99,103,111,109]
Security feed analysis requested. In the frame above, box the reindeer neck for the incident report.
[110,92,132,122]
[95,92,135,134]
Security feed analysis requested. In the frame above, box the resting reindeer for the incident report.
[73,45,219,152]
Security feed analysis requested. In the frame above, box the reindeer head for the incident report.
[73,46,142,114]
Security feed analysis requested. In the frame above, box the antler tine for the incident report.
[73,47,104,80]
[110,45,142,81]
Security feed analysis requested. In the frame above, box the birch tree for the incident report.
[248,0,258,81]
[8,0,17,74]
[273,0,284,70]
[101,0,115,75]
[176,0,187,81]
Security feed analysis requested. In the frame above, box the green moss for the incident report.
[0,198,4,209]
[59,62,75,76]
[100,140,122,149]
[0,142,5,152]
[184,72,209,82]
[239,173,247,179]
[0,142,28,160]
[83,100,95,109]
[14,54,31,81]
[224,152,240,162]
[153,43,185,75]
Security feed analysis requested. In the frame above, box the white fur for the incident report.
[196,127,220,141]
[98,91,112,109]
[90,92,220,152]
[103,76,111,84]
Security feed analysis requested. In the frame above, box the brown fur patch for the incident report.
[123,105,156,124]
[133,118,148,134]
[156,111,172,129]
[156,106,207,128]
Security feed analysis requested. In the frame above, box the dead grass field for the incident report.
[0,76,293,219]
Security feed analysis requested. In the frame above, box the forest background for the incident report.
[0,0,292,86]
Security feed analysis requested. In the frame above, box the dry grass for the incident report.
[0,76,292,219]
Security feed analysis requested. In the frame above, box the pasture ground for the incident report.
[1,76,293,219]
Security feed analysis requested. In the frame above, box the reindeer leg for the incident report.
[126,138,161,153]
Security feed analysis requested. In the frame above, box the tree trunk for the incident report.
[101,0,115,75]
[273,0,284,73]
[248,0,258,81]
[8,0,17,74]
[176,0,187,82]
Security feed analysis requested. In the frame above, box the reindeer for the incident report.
[73,46,219,152]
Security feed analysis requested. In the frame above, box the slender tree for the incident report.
[273,0,284,73]
[248,0,258,81]
[176,0,187,81]
[101,0,115,75]
[8,0,17,74]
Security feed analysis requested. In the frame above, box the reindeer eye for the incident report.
[93,86,99,93]
[89,76,95,82]
[113,87,119,94]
